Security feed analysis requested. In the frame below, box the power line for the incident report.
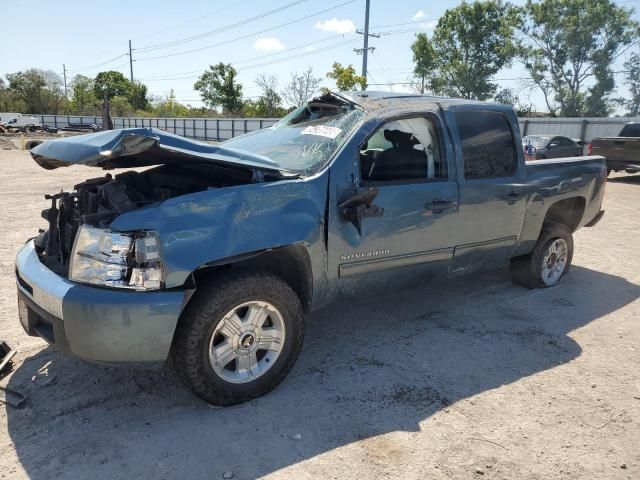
[66,54,129,74]
[143,38,360,82]
[135,0,356,62]
[133,0,254,41]
[139,33,355,81]
[135,0,310,53]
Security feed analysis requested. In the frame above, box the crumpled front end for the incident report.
[16,240,187,363]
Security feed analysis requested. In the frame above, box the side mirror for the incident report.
[549,143,558,148]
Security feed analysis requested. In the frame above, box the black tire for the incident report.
[510,223,574,289]
[172,271,304,406]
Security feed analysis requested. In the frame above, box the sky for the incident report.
[1,0,639,112]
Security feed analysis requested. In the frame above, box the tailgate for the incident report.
[592,137,640,164]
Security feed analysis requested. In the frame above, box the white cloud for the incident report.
[412,10,425,21]
[314,18,356,34]
[305,46,316,52]
[253,37,285,51]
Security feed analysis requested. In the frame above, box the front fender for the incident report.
[109,175,328,288]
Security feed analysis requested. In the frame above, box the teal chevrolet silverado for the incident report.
[16,92,607,405]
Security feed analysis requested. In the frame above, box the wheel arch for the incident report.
[514,195,586,258]
[542,196,586,232]
[190,244,314,313]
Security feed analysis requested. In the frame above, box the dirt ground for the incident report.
[0,148,638,480]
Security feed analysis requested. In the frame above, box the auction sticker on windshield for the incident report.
[301,125,342,139]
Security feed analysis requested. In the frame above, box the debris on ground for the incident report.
[0,341,16,375]
[30,361,57,387]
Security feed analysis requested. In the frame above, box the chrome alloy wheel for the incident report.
[208,301,286,384]
[541,238,569,286]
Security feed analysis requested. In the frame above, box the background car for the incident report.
[523,135,583,159]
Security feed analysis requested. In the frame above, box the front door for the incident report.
[328,113,460,297]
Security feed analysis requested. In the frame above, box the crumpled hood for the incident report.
[30,127,291,176]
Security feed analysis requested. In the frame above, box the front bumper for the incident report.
[15,240,188,364]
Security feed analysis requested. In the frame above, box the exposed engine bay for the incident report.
[36,163,272,274]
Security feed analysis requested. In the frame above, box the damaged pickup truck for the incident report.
[15,92,607,405]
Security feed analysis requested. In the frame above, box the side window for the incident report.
[454,111,517,179]
[554,137,572,147]
[360,116,446,182]
[620,124,640,137]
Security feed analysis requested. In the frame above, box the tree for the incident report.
[108,95,134,117]
[411,33,436,94]
[129,81,150,111]
[281,68,322,107]
[493,87,534,117]
[623,53,640,117]
[152,90,190,117]
[6,69,66,113]
[70,75,98,115]
[521,0,639,116]
[0,77,20,112]
[255,74,282,117]
[194,63,244,114]
[411,0,520,100]
[94,71,132,101]
[326,63,367,91]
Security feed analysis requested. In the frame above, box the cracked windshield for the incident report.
[224,94,364,176]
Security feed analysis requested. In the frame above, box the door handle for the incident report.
[425,198,455,214]
[503,191,522,205]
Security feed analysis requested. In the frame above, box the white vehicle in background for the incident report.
[0,113,43,133]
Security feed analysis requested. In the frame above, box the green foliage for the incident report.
[6,69,67,114]
[92,71,151,114]
[411,33,436,94]
[194,63,244,114]
[493,87,534,117]
[281,68,322,107]
[255,74,282,117]
[129,81,150,111]
[108,96,134,117]
[0,77,21,112]
[411,0,521,100]
[326,62,367,91]
[70,75,99,115]
[623,53,640,117]
[521,0,639,116]
[93,71,132,100]
[152,90,191,117]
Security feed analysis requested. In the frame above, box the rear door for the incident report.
[445,107,527,274]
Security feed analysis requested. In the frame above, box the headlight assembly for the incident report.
[69,226,163,290]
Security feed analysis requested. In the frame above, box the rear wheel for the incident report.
[511,223,574,289]
[172,271,304,406]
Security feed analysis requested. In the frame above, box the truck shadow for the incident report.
[5,266,640,479]
[607,174,640,184]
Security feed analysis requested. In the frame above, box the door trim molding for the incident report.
[453,236,518,255]
[339,247,453,277]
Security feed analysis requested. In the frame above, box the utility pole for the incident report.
[128,40,134,82]
[354,0,379,84]
[62,64,68,97]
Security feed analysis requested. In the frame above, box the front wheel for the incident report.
[172,271,304,405]
[510,223,574,289]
